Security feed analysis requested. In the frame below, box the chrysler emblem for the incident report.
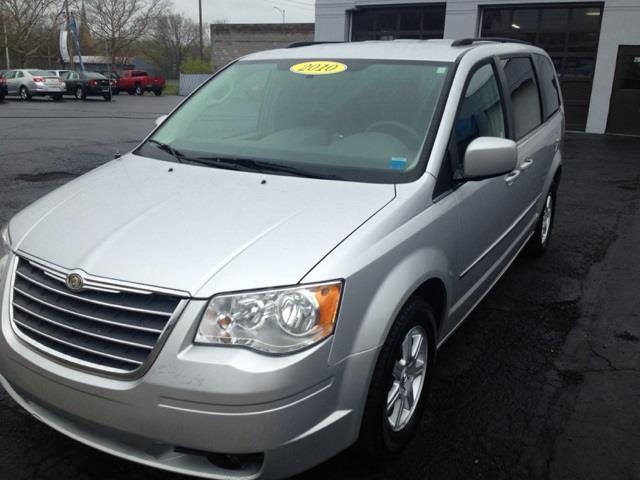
[66,273,84,292]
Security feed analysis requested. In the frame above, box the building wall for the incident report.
[211,23,314,70]
[315,0,640,134]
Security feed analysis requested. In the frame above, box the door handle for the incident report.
[505,170,521,185]
[520,158,534,171]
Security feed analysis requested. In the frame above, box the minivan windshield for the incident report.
[141,59,452,182]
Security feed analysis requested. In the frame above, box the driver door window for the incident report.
[455,63,506,163]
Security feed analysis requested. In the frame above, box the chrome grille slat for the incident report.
[17,261,178,314]
[13,317,143,366]
[13,283,164,334]
[10,257,184,374]
[12,301,155,351]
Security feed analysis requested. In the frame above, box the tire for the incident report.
[104,94,112,102]
[357,297,437,458]
[525,182,557,257]
[153,89,163,97]
[74,86,86,100]
[135,84,143,96]
[19,86,31,101]
[52,94,63,102]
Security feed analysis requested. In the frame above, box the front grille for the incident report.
[10,257,184,374]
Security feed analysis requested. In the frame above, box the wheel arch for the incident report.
[328,245,452,367]
[412,277,447,333]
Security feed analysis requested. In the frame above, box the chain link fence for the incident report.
[179,73,211,96]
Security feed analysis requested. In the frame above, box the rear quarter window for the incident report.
[533,54,561,120]
[500,57,542,140]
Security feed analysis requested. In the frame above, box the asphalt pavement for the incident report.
[0,96,639,480]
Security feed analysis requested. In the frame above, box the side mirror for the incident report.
[155,114,168,127]
[463,137,518,180]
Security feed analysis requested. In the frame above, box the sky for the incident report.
[172,0,316,24]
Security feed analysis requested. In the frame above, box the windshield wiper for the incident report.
[147,141,247,171]
[195,155,338,179]
[147,139,188,163]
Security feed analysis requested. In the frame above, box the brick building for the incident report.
[210,23,315,70]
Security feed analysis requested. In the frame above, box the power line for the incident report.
[267,0,314,11]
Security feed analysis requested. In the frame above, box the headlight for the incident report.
[0,224,11,279]
[195,281,343,354]
[0,224,10,257]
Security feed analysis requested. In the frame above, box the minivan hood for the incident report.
[10,154,395,296]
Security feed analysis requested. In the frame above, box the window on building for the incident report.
[501,57,542,139]
[351,5,446,41]
[480,3,603,131]
[534,54,561,120]
[455,63,506,162]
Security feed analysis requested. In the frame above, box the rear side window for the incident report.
[455,63,506,160]
[533,54,561,120]
[501,57,542,139]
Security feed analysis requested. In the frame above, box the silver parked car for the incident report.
[0,39,563,479]
[2,69,66,101]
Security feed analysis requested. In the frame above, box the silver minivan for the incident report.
[0,39,563,479]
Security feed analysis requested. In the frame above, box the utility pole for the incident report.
[273,6,285,24]
[2,13,10,70]
[198,0,204,60]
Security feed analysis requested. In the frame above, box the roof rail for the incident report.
[451,37,532,47]
[287,41,344,48]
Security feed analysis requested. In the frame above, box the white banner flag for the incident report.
[59,30,70,63]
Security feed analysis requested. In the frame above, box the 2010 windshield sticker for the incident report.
[290,61,348,75]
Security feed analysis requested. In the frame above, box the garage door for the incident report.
[607,46,640,136]
[481,4,604,131]
[351,4,446,41]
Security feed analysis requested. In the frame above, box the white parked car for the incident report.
[2,69,66,101]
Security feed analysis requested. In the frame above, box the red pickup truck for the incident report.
[119,70,165,96]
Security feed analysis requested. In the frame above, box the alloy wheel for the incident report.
[541,193,553,245]
[386,326,428,432]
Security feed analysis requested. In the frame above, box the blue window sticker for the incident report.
[389,157,407,170]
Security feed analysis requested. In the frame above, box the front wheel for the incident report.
[525,184,557,257]
[357,297,437,457]
[135,85,143,96]
[153,88,163,97]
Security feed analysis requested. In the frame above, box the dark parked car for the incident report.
[0,71,7,102]
[62,71,112,101]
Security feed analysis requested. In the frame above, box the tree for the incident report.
[84,0,168,67]
[143,13,200,78]
[1,0,63,67]
[180,56,211,75]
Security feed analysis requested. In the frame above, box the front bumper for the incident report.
[0,253,375,479]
